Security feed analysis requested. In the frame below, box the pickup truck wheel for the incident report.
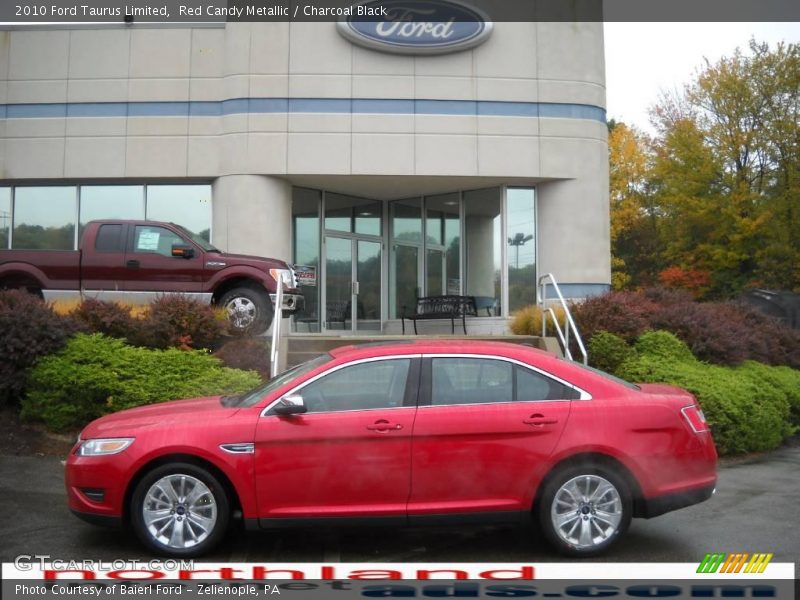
[219,287,273,335]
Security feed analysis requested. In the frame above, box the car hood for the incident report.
[81,397,237,438]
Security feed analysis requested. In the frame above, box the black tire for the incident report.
[538,464,632,557]
[131,463,230,557]
[218,286,273,335]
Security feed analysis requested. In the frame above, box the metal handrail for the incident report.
[537,273,588,365]
[270,273,285,378]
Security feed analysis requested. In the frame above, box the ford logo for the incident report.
[337,0,493,55]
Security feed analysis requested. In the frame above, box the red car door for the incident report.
[408,355,575,518]
[253,357,419,520]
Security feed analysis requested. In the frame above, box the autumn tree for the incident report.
[610,40,800,297]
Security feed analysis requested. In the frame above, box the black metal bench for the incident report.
[401,295,478,335]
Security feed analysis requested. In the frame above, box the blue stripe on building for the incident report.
[0,98,607,123]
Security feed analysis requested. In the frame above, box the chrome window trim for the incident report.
[259,354,422,418]
[422,353,592,403]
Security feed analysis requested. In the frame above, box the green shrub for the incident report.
[0,290,79,406]
[736,361,800,428]
[21,333,262,432]
[632,330,695,362]
[587,331,634,375]
[617,331,795,456]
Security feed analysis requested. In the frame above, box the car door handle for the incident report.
[367,419,403,432]
[523,414,558,426]
[126,260,140,269]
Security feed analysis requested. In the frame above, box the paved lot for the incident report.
[1,446,798,566]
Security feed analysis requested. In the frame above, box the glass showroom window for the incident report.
[0,188,10,249]
[325,192,381,236]
[464,188,502,316]
[390,198,422,319]
[79,186,144,238]
[292,188,321,333]
[145,185,212,242]
[506,188,536,313]
[426,193,461,296]
[12,187,77,250]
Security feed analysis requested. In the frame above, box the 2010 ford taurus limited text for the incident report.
[65,340,717,557]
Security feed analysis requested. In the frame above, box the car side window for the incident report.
[431,358,513,405]
[515,366,580,401]
[299,359,411,414]
[132,225,184,257]
[95,224,124,252]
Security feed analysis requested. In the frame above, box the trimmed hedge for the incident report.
[612,331,797,456]
[21,333,262,432]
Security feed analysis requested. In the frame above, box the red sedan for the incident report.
[65,340,717,557]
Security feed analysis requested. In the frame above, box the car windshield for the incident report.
[564,360,641,391]
[233,354,333,407]
[174,224,220,253]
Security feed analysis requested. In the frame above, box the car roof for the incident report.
[329,339,555,362]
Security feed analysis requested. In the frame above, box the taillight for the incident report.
[681,404,709,433]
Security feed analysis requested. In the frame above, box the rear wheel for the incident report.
[218,286,273,335]
[538,465,631,557]
[131,463,230,557]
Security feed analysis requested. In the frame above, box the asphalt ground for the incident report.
[1,445,798,568]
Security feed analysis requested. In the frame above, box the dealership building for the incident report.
[0,15,610,335]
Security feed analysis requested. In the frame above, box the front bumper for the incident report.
[65,451,130,522]
[269,292,303,312]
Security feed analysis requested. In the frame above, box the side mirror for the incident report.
[273,394,307,416]
[171,244,195,259]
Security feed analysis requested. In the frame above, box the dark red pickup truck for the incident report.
[0,220,302,334]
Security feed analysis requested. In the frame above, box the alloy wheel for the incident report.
[142,474,218,549]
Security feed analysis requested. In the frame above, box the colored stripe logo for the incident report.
[697,552,773,574]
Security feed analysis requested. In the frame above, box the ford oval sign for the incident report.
[337,0,493,55]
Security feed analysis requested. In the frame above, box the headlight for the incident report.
[269,268,294,287]
[77,438,134,456]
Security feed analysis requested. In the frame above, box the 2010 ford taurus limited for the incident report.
[65,340,717,557]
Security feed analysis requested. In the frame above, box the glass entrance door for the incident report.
[324,236,382,332]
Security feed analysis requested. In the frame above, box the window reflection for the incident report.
[507,188,536,313]
[464,188,502,316]
[426,193,460,295]
[292,188,321,333]
[325,193,381,236]
[146,185,212,242]
[80,186,144,238]
[392,198,422,243]
[0,189,10,249]
[12,187,76,250]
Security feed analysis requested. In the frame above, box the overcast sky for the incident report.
[604,22,800,133]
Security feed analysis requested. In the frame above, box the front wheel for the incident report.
[538,465,632,557]
[131,463,230,557]
[218,286,273,335]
